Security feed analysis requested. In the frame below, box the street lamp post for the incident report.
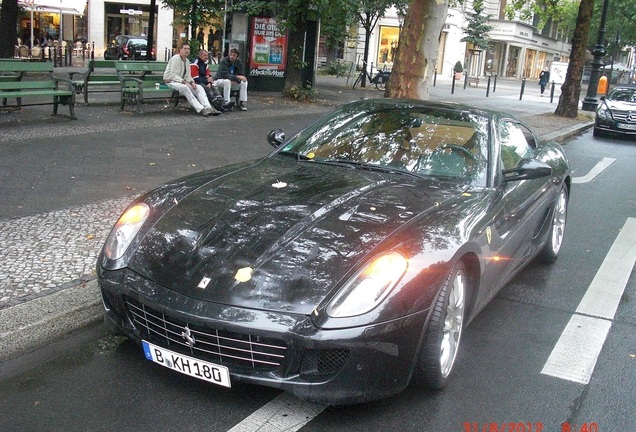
[582,0,611,111]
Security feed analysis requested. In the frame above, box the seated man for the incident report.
[163,42,218,116]
[191,49,234,112]
[214,47,248,111]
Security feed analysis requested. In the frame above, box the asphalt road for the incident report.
[1,128,634,432]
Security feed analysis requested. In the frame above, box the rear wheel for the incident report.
[375,77,386,91]
[539,185,568,263]
[414,261,467,389]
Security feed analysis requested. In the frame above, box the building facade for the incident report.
[342,1,573,81]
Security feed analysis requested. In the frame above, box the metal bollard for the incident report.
[464,74,468,89]
[486,76,491,97]
[549,81,556,103]
[519,78,526,100]
[433,69,437,87]
[493,74,497,93]
[452,75,456,94]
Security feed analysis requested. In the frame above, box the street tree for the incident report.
[461,0,494,77]
[163,0,225,42]
[386,0,449,100]
[555,0,594,117]
[0,0,19,58]
[461,0,493,50]
[354,0,408,88]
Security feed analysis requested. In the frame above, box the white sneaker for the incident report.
[200,108,213,116]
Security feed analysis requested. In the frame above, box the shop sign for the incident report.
[249,17,287,78]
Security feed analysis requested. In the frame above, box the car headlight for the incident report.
[596,104,611,119]
[326,251,408,318]
[103,203,149,260]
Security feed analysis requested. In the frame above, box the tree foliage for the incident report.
[461,0,493,50]
[163,0,226,40]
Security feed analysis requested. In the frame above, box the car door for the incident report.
[490,119,554,282]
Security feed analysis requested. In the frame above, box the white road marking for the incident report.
[576,218,636,319]
[572,157,615,183]
[541,218,636,384]
[227,393,327,432]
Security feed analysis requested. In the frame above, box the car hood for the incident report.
[605,99,636,111]
[128,158,466,315]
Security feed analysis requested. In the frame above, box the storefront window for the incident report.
[105,4,156,46]
[485,43,504,75]
[506,46,520,77]
[376,26,400,69]
[524,49,536,78]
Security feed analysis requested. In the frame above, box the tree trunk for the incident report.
[283,25,306,91]
[361,26,371,88]
[0,0,19,58]
[386,0,449,100]
[554,0,594,118]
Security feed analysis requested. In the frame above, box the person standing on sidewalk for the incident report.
[214,47,249,111]
[539,68,550,96]
[164,43,217,116]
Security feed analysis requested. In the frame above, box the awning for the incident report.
[18,0,87,15]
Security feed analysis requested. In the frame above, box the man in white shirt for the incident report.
[163,42,217,116]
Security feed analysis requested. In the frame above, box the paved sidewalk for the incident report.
[0,73,595,361]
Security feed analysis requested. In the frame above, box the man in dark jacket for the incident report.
[191,50,233,112]
[214,48,248,111]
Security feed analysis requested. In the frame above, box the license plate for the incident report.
[142,340,231,387]
[140,51,147,56]
[618,123,636,130]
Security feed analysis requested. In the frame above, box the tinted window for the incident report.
[281,103,490,185]
[607,87,636,102]
[499,121,534,170]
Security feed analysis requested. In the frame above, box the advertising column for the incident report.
[249,17,287,91]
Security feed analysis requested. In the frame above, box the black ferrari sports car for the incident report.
[97,99,570,404]
[594,84,636,138]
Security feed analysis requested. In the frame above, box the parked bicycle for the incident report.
[352,63,391,90]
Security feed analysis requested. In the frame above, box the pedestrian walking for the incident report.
[539,68,550,96]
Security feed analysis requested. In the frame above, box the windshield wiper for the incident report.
[322,159,423,179]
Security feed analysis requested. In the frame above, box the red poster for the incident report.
[250,17,287,78]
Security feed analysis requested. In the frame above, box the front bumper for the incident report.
[98,267,428,405]
[595,117,636,135]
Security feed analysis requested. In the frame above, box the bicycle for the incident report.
[352,63,391,91]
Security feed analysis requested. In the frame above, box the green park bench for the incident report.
[116,61,183,113]
[0,60,76,119]
[68,59,120,104]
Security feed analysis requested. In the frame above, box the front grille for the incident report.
[301,348,350,376]
[125,297,287,372]
[611,110,636,122]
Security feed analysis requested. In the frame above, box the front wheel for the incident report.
[414,261,467,389]
[538,185,568,263]
[375,78,386,91]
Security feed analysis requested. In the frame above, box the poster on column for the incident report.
[250,17,287,78]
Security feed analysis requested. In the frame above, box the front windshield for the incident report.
[608,87,636,102]
[280,102,490,186]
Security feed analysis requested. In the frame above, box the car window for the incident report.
[280,103,490,186]
[129,39,147,48]
[608,87,636,102]
[498,121,534,170]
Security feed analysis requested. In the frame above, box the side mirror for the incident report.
[267,129,285,148]
[502,158,552,182]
